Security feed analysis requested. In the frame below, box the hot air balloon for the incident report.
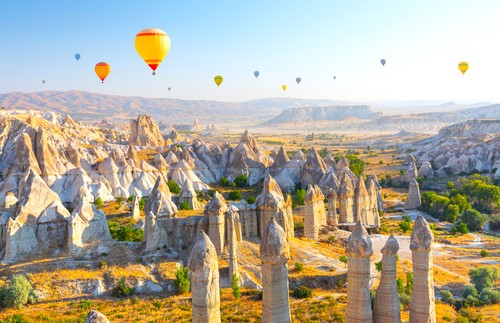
[135,28,171,75]
[254,71,259,78]
[458,62,469,75]
[42,80,45,84]
[381,59,386,66]
[168,87,171,91]
[333,76,336,80]
[75,53,81,61]
[282,85,287,91]
[95,62,111,83]
[296,77,301,84]
[214,75,223,87]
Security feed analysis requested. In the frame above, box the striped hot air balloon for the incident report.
[458,62,469,75]
[135,28,171,75]
[214,75,223,87]
[94,62,110,83]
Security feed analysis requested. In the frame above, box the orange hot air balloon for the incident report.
[135,28,171,75]
[95,62,110,83]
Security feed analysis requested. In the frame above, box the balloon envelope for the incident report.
[95,62,111,83]
[296,77,301,84]
[333,76,336,80]
[135,28,171,75]
[75,53,80,61]
[458,62,469,74]
[282,85,287,91]
[254,71,259,78]
[168,87,171,91]
[381,59,386,66]
[214,75,223,87]
[42,80,45,84]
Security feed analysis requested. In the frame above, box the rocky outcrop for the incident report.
[418,161,434,178]
[301,147,328,187]
[256,174,294,239]
[368,174,384,212]
[338,173,355,224]
[327,188,338,226]
[346,221,373,322]
[366,176,380,228]
[131,195,140,221]
[188,231,221,323]
[304,184,326,239]
[144,176,178,217]
[403,160,418,184]
[179,179,203,210]
[373,235,400,323]
[404,178,421,210]
[318,169,340,195]
[227,206,239,283]
[84,310,110,323]
[409,216,436,323]
[129,115,164,147]
[205,192,227,255]
[260,218,291,323]
[271,146,304,193]
[335,155,349,180]
[355,175,370,225]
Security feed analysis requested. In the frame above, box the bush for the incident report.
[234,174,248,187]
[231,273,240,299]
[127,195,135,202]
[462,285,479,299]
[396,278,404,294]
[116,197,124,203]
[461,209,489,232]
[94,197,103,209]
[227,190,242,200]
[469,266,498,292]
[112,277,134,298]
[440,290,454,304]
[0,315,29,323]
[293,285,312,299]
[79,299,92,310]
[247,195,256,204]
[294,262,304,272]
[0,275,37,309]
[108,221,144,242]
[480,250,490,257]
[98,261,107,269]
[490,214,500,231]
[179,201,192,210]
[479,288,500,304]
[399,219,412,233]
[375,261,382,272]
[295,189,306,206]
[450,222,469,235]
[405,272,413,296]
[219,176,230,187]
[174,264,190,295]
[139,197,146,211]
[445,204,460,223]
[339,255,348,267]
[167,180,181,194]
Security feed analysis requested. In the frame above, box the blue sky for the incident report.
[1,0,500,103]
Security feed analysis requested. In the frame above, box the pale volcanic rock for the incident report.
[304,184,326,239]
[335,155,349,179]
[188,231,221,323]
[323,153,337,170]
[4,192,18,209]
[301,147,328,187]
[355,175,370,225]
[35,128,58,178]
[256,174,294,239]
[267,146,290,177]
[51,167,94,203]
[131,195,140,221]
[153,153,168,172]
[327,188,338,226]
[373,234,401,323]
[229,199,258,239]
[418,161,434,178]
[404,178,421,210]
[338,173,355,223]
[10,133,41,176]
[346,221,373,323]
[409,216,436,323]
[171,161,211,191]
[365,176,380,228]
[205,192,227,255]
[192,141,225,182]
[126,144,139,167]
[291,149,306,160]
[66,143,82,168]
[165,151,179,164]
[260,218,291,323]
[62,114,79,129]
[84,310,110,323]
[405,154,417,166]
[269,147,279,160]
[192,118,203,132]
[227,205,240,283]
[144,176,178,217]
[204,191,228,216]
[129,115,165,147]
[179,178,203,210]
[367,174,384,212]
[271,146,303,193]
[318,169,340,194]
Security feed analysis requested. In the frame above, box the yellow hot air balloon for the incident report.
[458,62,469,75]
[214,75,223,87]
[95,62,110,83]
[282,85,287,91]
[135,28,171,75]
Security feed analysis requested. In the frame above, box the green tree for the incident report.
[440,290,454,304]
[112,277,134,298]
[294,262,304,272]
[375,261,382,272]
[460,209,489,232]
[399,219,412,233]
[405,272,413,296]
[293,286,312,299]
[450,222,469,235]
[179,201,192,210]
[0,275,37,309]
[167,180,181,194]
[231,273,240,299]
[234,174,248,187]
[219,176,230,187]
[227,190,242,200]
[174,264,191,294]
[345,154,365,177]
[462,285,479,299]
[450,194,471,213]
[247,195,256,204]
[295,189,306,206]
[94,197,104,209]
[469,266,498,292]
[445,204,460,223]
[339,255,348,267]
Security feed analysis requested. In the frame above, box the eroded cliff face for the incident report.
[129,115,164,147]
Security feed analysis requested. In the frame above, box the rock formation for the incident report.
[327,188,338,226]
[129,115,164,147]
[346,221,373,322]
[368,174,384,212]
[131,195,140,221]
[318,169,340,195]
[256,174,294,239]
[179,179,202,210]
[355,175,370,225]
[304,184,326,239]
[188,231,221,323]
[404,178,421,210]
[403,160,419,183]
[339,173,355,224]
[373,234,401,323]
[227,205,239,283]
[301,147,328,187]
[335,155,350,180]
[418,161,434,178]
[409,216,436,323]
[365,176,380,228]
[205,192,227,255]
[144,176,178,217]
[84,310,110,323]
[260,218,291,323]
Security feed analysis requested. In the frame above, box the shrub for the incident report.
[450,222,469,235]
[375,261,382,272]
[461,209,489,232]
[327,235,336,244]
[112,277,134,298]
[231,273,240,299]
[480,250,490,257]
[399,219,412,233]
[490,214,500,231]
[227,190,242,200]
[98,261,107,269]
[94,197,103,209]
[462,285,479,299]
[445,204,460,223]
[79,299,92,310]
[293,285,312,299]
[108,221,144,242]
[0,275,37,309]
[139,197,146,211]
[116,197,124,203]
[174,264,190,295]
[405,272,413,296]
[294,262,304,272]
[219,176,230,187]
[399,293,411,308]
[179,201,192,210]
[469,266,498,292]
[479,288,500,304]
[295,189,306,206]
[234,174,248,187]
[167,180,181,194]
[247,195,256,204]
[396,278,404,294]
[127,195,135,202]
[339,255,348,267]
[440,290,454,304]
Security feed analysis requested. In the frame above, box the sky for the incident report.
[1,0,500,103]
